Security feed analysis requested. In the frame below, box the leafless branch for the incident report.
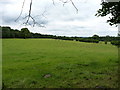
[16,0,44,27]
[16,0,79,27]
[70,0,78,13]
[32,9,47,19]
[15,0,26,22]
[59,0,70,6]
[59,0,78,13]
[52,0,55,5]
[25,0,32,24]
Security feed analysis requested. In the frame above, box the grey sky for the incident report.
[0,0,118,37]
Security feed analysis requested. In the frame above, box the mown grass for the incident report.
[2,39,118,88]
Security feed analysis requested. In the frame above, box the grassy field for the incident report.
[2,39,118,88]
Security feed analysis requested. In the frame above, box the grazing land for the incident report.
[2,39,118,88]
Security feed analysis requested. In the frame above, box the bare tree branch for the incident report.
[70,0,78,13]
[59,0,78,13]
[25,0,32,24]
[16,0,79,27]
[52,0,55,5]
[59,0,70,6]
[15,0,26,22]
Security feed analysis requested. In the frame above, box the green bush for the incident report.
[111,41,120,47]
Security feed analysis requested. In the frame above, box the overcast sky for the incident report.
[0,0,118,37]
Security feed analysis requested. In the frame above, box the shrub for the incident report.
[111,41,120,47]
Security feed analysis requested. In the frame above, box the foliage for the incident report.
[21,28,31,39]
[77,38,99,43]
[1,26,120,45]
[105,41,107,44]
[96,1,120,26]
[0,26,22,38]
[111,41,120,47]
[92,35,99,39]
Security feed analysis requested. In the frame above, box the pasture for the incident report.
[2,39,118,88]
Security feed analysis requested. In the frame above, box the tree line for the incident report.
[0,26,120,47]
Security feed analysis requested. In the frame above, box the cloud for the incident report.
[0,0,118,37]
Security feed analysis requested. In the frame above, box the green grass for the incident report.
[2,39,118,88]
[0,39,2,89]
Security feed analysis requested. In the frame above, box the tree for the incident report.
[92,34,99,39]
[21,28,31,39]
[17,0,120,27]
[95,1,120,26]
[2,27,11,38]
